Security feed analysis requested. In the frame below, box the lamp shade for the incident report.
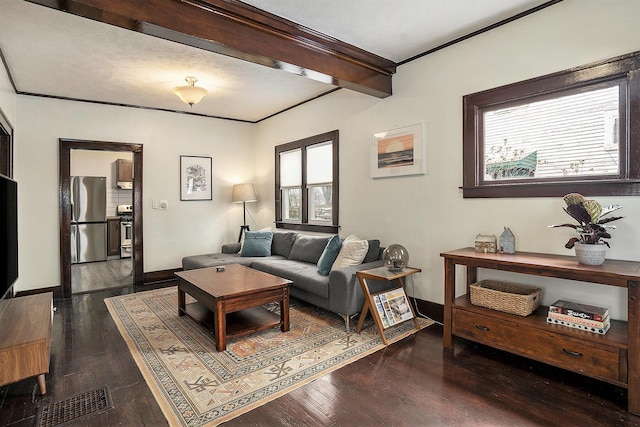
[174,76,207,106]
[232,183,257,203]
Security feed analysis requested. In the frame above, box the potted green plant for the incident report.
[549,193,623,265]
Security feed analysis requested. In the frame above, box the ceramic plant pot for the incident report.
[574,242,607,266]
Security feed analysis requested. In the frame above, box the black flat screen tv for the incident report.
[0,173,17,300]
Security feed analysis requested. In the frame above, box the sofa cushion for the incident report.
[288,234,330,264]
[182,253,251,269]
[240,230,273,257]
[271,232,297,258]
[363,239,381,263]
[252,259,330,299]
[317,234,342,276]
[331,235,369,271]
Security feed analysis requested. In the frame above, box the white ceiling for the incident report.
[0,0,554,122]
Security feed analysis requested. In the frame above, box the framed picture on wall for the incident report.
[370,123,425,178]
[180,155,212,201]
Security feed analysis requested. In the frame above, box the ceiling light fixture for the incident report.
[173,76,208,107]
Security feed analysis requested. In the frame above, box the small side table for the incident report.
[355,266,422,345]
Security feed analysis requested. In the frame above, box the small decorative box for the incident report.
[475,234,497,253]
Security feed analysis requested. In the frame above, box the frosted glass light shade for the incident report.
[232,183,257,203]
[174,77,207,106]
[383,244,409,271]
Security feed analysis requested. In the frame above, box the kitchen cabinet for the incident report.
[116,159,132,189]
[107,217,121,256]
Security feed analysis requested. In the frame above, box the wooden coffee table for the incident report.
[174,264,292,351]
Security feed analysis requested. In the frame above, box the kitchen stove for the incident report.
[116,204,133,258]
[116,204,133,217]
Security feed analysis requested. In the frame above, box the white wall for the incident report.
[255,0,640,320]
[14,97,255,292]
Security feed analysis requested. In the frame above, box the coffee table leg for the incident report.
[281,288,290,332]
[178,286,185,316]
[214,300,226,351]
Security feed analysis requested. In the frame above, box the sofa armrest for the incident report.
[222,242,241,254]
[327,260,384,316]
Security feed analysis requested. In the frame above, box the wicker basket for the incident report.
[469,280,541,316]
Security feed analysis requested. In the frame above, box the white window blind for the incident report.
[279,149,301,187]
[483,85,620,180]
[306,142,333,185]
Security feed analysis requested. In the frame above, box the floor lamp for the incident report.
[232,183,257,242]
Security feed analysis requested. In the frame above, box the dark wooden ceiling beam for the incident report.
[26,0,395,98]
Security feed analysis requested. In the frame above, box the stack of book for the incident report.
[546,299,610,335]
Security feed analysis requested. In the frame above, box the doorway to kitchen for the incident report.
[59,139,143,299]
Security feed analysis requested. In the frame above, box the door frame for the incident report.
[59,138,143,298]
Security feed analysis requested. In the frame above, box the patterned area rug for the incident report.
[105,287,433,426]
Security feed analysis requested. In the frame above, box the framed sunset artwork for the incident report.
[370,123,425,178]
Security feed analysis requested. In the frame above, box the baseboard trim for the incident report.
[412,298,444,324]
[14,286,63,299]
[143,268,181,284]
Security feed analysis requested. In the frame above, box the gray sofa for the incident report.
[182,232,384,330]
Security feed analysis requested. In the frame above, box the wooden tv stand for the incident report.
[0,293,53,394]
[441,248,640,415]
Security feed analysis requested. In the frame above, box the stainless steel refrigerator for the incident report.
[70,176,107,264]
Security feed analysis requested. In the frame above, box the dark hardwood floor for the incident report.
[1,283,639,426]
[71,258,133,294]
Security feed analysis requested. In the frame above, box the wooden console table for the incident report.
[441,248,640,415]
[0,293,53,394]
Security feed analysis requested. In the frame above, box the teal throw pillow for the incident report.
[240,231,274,257]
[317,235,342,276]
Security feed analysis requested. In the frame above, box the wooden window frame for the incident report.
[275,130,339,233]
[462,51,640,198]
[0,108,13,178]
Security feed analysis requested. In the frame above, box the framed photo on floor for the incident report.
[180,155,212,201]
[370,123,425,178]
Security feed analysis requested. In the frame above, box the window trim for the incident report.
[462,51,640,198]
[275,130,339,233]
[0,108,14,178]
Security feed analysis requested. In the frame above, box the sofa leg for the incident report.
[339,314,356,333]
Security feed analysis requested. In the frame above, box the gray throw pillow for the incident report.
[363,239,381,263]
[240,231,273,257]
[271,232,297,257]
[288,234,331,264]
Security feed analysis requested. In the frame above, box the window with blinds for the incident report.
[483,85,619,181]
[275,131,339,232]
[279,149,302,221]
[306,142,333,223]
[462,51,640,198]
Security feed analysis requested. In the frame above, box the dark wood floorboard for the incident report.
[71,258,133,294]
[1,283,639,426]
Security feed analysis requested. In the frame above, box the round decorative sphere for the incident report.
[383,244,409,271]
